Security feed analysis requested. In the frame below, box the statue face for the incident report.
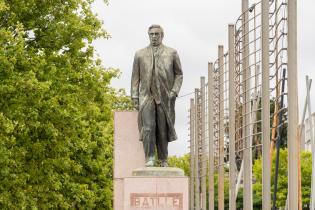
[148,27,163,47]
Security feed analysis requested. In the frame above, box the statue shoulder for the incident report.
[134,47,150,58]
[162,45,178,55]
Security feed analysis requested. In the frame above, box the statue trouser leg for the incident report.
[141,100,156,163]
[156,104,168,163]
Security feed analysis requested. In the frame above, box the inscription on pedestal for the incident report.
[130,193,183,210]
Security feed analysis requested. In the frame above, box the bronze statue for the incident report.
[131,25,183,167]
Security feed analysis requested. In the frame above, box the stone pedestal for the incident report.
[114,111,145,179]
[114,112,188,210]
[132,167,185,177]
[125,167,188,210]
[114,111,145,210]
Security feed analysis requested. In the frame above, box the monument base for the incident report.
[132,167,185,177]
[115,167,188,210]
[113,112,188,210]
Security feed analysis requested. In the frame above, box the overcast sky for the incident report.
[92,0,315,156]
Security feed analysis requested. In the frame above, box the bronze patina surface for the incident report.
[131,25,183,167]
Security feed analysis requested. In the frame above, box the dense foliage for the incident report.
[170,149,312,209]
[168,154,190,176]
[0,0,132,209]
[253,149,311,209]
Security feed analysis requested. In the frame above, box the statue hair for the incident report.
[148,24,164,36]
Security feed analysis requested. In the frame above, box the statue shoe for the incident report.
[160,160,168,167]
[145,159,155,167]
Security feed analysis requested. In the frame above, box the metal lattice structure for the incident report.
[188,0,299,209]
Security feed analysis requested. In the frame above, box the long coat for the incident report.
[131,45,183,142]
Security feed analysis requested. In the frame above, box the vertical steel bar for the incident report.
[190,98,195,210]
[200,77,207,210]
[261,0,271,209]
[287,0,299,209]
[270,0,279,153]
[228,24,236,210]
[306,77,315,209]
[300,124,305,151]
[299,80,312,150]
[242,0,252,209]
[235,160,244,197]
[297,79,312,210]
[218,45,225,210]
[208,62,215,210]
[194,89,200,210]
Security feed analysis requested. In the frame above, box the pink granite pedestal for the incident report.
[114,112,188,210]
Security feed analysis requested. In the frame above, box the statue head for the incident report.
[148,24,164,47]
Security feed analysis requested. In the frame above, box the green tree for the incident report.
[0,0,131,209]
[252,149,312,209]
[168,154,190,176]
[213,169,230,210]
[169,155,232,209]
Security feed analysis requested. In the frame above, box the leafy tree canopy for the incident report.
[253,149,311,209]
[174,149,312,209]
[168,154,190,176]
[0,0,132,209]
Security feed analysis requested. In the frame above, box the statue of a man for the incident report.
[131,25,183,167]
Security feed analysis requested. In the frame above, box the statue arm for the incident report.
[171,51,183,97]
[131,52,140,99]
